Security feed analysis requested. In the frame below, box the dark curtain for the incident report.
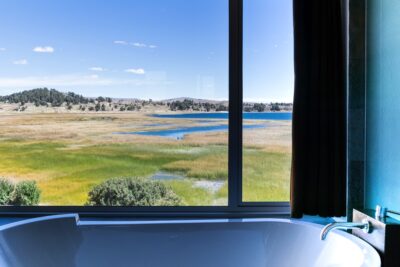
[291,0,347,218]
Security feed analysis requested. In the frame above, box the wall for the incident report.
[365,0,400,211]
[348,0,366,219]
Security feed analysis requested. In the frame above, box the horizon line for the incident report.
[0,88,294,104]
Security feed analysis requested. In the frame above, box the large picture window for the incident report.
[242,0,293,202]
[0,0,292,214]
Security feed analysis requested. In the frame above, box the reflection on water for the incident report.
[152,112,292,120]
[116,124,265,140]
[150,171,184,181]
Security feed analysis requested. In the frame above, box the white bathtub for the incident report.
[0,214,380,267]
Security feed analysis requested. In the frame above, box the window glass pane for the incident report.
[243,0,293,202]
[0,0,228,206]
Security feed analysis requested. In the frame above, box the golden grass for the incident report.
[0,110,292,205]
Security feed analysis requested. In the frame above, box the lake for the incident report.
[118,124,265,139]
[115,112,292,140]
[151,112,292,120]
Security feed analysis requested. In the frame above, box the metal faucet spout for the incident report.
[320,219,372,240]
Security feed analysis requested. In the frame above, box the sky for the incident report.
[0,0,293,102]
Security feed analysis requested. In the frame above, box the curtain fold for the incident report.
[290,0,347,218]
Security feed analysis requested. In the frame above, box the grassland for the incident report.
[0,109,291,205]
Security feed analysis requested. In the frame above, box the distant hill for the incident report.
[0,88,292,113]
[162,97,228,105]
[0,88,89,107]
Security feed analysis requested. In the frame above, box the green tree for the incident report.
[271,104,281,111]
[10,181,41,206]
[253,103,266,112]
[86,178,182,206]
[0,179,14,205]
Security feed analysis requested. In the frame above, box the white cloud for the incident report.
[114,41,157,49]
[125,68,145,75]
[33,46,55,53]
[87,74,99,79]
[13,59,28,65]
[89,67,105,72]
[132,42,146,48]
[0,48,6,52]
[114,40,128,45]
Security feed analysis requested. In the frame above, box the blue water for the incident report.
[117,124,265,139]
[150,171,184,180]
[143,123,172,127]
[151,112,292,120]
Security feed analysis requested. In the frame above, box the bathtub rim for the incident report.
[0,213,381,261]
[0,214,381,266]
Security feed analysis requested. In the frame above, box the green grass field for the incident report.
[0,112,291,205]
[0,140,290,205]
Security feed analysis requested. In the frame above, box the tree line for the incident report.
[168,99,228,112]
[169,100,292,112]
[0,88,89,107]
[0,88,293,112]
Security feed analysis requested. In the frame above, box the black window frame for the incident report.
[0,0,290,218]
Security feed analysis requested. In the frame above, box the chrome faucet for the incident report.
[320,219,372,240]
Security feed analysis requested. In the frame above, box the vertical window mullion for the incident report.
[228,0,243,208]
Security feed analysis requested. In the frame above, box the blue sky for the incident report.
[0,0,293,102]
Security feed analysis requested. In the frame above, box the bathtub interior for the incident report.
[0,215,381,267]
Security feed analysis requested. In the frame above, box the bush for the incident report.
[10,181,41,206]
[86,178,182,206]
[0,179,14,205]
[0,179,41,206]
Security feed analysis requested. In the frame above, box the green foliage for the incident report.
[10,181,41,206]
[86,178,182,206]
[0,179,40,206]
[216,104,228,111]
[0,88,89,106]
[126,104,135,111]
[96,96,105,102]
[170,99,194,111]
[0,179,14,205]
[168,99,229,112]
[270,104,281,111]
[253,103,266,112]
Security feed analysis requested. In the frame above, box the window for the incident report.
[243,0,293,202]
[0,0,291,214]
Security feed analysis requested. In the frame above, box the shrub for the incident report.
[10,181,41,206]
[0,179,41,206]
[0,179,14,205]
[86,178,182,206]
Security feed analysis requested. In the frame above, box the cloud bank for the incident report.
[114,40,157,49]
[113,40,128,45]
[125,68,145,75]
[33,46,55,53]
